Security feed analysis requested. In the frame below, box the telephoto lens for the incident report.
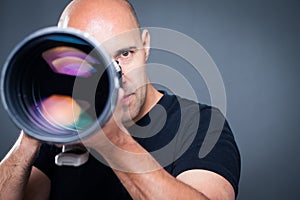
[1,27,122,144]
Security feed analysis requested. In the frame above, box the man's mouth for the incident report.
[122,93,133,105]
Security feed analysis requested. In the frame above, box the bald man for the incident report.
[0,0,240,199]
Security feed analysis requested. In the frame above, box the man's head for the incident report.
[59,0,154,124]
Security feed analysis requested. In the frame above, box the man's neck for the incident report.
[124,84,163,128]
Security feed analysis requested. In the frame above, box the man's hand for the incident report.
[19,131,41,157]
[82,88,128,151]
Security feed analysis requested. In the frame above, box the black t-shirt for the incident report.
[34,92,241,199]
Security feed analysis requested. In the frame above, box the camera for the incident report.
[1,27,122,144]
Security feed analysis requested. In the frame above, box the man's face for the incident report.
[105,29,149,123]
[61,5,150,124]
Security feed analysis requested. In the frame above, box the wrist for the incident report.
[14,131,41,165]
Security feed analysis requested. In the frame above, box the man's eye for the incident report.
[120,50,133,58]
[115,49,135,64]
[121,51,130,57]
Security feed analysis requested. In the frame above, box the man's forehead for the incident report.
[80,19,140,43]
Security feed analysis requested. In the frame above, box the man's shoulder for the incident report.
[160,91,215,115]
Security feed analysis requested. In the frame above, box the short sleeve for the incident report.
[172,106,241,196]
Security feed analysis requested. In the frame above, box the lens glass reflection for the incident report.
[39,95,93,131]
[27,42,110,135]
[42,46,97,78]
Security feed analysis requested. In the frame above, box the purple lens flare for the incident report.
[42,46,98,78]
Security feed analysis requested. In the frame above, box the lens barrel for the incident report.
[1,27,121,144]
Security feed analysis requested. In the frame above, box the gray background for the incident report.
[0,0,299,199]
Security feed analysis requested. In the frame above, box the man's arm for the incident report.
[83,90,235,200]
[24,167,51,200]
[0,131,50,200]
[86,127,234,200]
[177,169,235,200]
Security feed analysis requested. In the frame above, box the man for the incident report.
[0,0,240,199]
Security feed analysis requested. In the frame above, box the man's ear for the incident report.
[141,29,150,61]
